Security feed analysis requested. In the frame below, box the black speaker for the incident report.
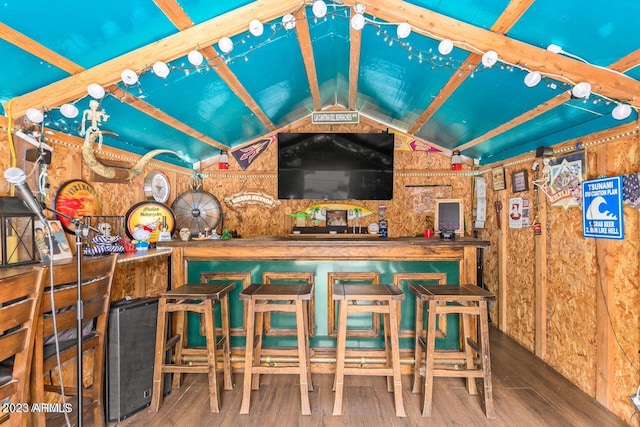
[105,297,171,422]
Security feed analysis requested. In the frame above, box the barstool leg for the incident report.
[383,304,393,392]
[151,298,168,412]
[295,300,312,415]
[220,294,233,390]
[251,307,264,390]
[479,301,496,419]
[422,300,438,417]
[172,307,186,389]
[203,300,221,412]
[303,299,313,391]
[388,300,406,417]
[332,300,348,416]
[412,298,424,394]
[461,307,478,395]
[240,300,256,414]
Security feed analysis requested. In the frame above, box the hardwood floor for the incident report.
[112,326,628,427]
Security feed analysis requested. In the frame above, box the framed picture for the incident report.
[35,220,73,261]
[434,199,464,235]
[492,166,506,191]
[326,210,348,227]
[511,169,529,192]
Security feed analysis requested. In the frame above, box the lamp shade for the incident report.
[312,1,327,18]
[26,108,44,123]
[396,22,411,39]
[249,19,264,36]
[351,13,365,30]
[218,37,233,54]
[438,39,453,55]
[60,103,79,119]
[153,61,170,78]
[120,69,138,85]
[571,82,591,99]
[282,13,296,30]
[87,83,105,99]
[612,104,632,120]
[524,71,541,87]
[188,50,204,66]
[481,51,498,67]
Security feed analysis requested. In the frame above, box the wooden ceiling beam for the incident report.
[609,49,640,73]
[349,0,640,106]
[348,11,363,110]
[294,7,322,111]
[9,0,301,118]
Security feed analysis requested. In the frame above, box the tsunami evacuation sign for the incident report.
[582,176,624,240]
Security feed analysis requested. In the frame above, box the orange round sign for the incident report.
[54,179,102,234]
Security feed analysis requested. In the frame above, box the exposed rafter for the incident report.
[294,7,322,111]
[348,10,363,110]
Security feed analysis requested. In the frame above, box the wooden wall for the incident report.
[2,116,639,423]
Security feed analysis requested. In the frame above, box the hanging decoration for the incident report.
[231,136,275,170]
[536,150,586,210]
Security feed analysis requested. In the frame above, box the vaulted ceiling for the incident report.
[1,0,639,169]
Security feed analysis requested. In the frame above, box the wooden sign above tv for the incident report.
[311,111,359,124]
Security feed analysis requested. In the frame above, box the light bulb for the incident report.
[571,82,591,99]
[120,69,138,85]
[351,13,365,30]
[312,1,327,19]
[60,103,79,119]
[87,83,105,99]
[282,13,296,30]
[524,71,541,87]
[188,50,204,66]
[26,108,44,123]
[481,51,498,67]
[249,19,264,36]
[396,22,411,39]
[218,37,233,54]
[438,39,453,55]
[152,61,170,78]
[612,104,632,120]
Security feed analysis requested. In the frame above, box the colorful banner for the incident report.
[231,136,275,170]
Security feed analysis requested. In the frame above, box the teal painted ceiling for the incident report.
[1,0,638,168]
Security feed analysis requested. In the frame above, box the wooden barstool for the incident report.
[332,284,405,417]
[409,284,495,419]
[151,283,234,413]
[239,283,314,415]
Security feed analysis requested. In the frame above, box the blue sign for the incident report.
[582,176,624,240]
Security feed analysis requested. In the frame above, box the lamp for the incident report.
[571,82,591,98]
[120,69,138,85]
[249,19,264,36]
[351,13,365,30]
[282,13,296,30]
[218,37,234,54]
[187,50,204,66]
[524,71,541,87]
[60,103,79,119]
[396,22,411,39]
[218,150,229,170]
[312,0,327,19]
[481,50,498,67]
[26,108,44,123]
[0,197,38,268]
[612,103,632,120]
[87,83,105,99]
[438,39,453,55]
[152,61,170,78]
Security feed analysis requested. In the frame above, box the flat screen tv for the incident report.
[277,132,394,200]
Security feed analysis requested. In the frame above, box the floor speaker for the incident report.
[105,297,171,422]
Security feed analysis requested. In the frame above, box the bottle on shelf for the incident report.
[378,205,388,238]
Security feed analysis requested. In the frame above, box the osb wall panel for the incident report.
[546,206,597,394]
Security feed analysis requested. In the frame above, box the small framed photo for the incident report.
[326,210,348,227]
[492,166,506,191]
[511,169,529,193]
[35,220,73,261]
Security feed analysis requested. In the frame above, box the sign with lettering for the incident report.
[224,190,281,210]
[582,176,624,240]
[311,111,359,124]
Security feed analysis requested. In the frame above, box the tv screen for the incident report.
[277,132,394,200]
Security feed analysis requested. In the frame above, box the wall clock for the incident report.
[144,171,170,203]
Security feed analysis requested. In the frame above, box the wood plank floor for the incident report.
[111,326,628,427]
